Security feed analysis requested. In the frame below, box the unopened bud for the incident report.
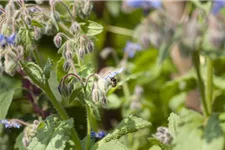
[86,40,94,53]
[16,45,24,56]
[97,79,108,92]
[78,47,85,59]
[92,89,100,102]
[5,1,15,18]
[35,0,44,5]
[25,16,32,25]
[82,1,92,18]
[53,33,62,48]
[63,50,73,60]
[4,60,17,76]
[63,61,71,72]
[70,22,80,34]
[34,27,42,40]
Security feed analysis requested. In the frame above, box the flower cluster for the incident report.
[0,119,21,129]
[91,131,107,139]
[212,0,225,15]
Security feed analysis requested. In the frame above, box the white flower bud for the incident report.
[53,33,62,48]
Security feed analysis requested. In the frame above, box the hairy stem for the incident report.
[192,52,209,116]
[85,105,92,150]
[205,57,213,115]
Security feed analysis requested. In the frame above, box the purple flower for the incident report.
[211,1,225,15]
[5,33,16,45]
[0,119,21,129]
[124,41,142,58]
[126,0,162,9]
[104,68,123,80]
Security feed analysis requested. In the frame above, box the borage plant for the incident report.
[0,0,151,150]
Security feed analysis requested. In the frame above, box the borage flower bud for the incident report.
[70,22,80,34]
[63,60,71,72]
[63,50,73,60]
[5,1,15,18]
[78,47,85,59]
[53,33,62,48]
[92,88,100,102]
[97,79,108,92]
[82,1,92,18]
[4,60,17,76]
[25,16,32,25]
[16,45,24,56]
[86,40,94,53]
[34,27,42,40]
[35,0,44,5]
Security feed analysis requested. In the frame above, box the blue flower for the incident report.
[124,41,142,58]
[91,131,107,139]
[104,68,123,80]
[0,119,21,129]
[5,33,16,45]
[126,0,162,9]
[211,1,225,15]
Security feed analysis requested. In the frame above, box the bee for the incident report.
[110,77,117,87]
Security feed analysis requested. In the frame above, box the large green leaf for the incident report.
[99,115,151,144]
[92,140,128,150]
[15,132,26,150]
[202,113,224,150]
[167,113,180,139]
[27,115,74,150]
[22,62,45,87]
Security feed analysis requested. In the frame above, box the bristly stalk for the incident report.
[192,51,209,117]
[205,57,213,115]
[86,105,92,150]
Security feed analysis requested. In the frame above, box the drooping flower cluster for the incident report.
[91,131,107,139]
[0,119,21,129]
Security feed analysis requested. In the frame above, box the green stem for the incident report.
[85,105,91,150]
[192,52,209,116]
[42,83,83,150]
[205,57,213,115]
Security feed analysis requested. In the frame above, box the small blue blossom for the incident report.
[91,131,107,139]
[5,33,16,45]
[96,131,106,139]
[211,0,225,15]
[124,41,142,58]
[126,0,162,9]
[0,119,21,129]
[104,68,123,80]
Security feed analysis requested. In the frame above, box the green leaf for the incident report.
[168,113,180,139]
[86,20,103,36]
[22,62,45,86]
[56,57,66,81]
[93,140,129,150]
[15,132,27,150]
[203,113,224,150]
[104,94,122,109]
[68,86,83,103]
[100,115,151,143]
[18,28,34,53]
[86,101,101,121]
[27,115,74,150]
[31,20,44,28]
